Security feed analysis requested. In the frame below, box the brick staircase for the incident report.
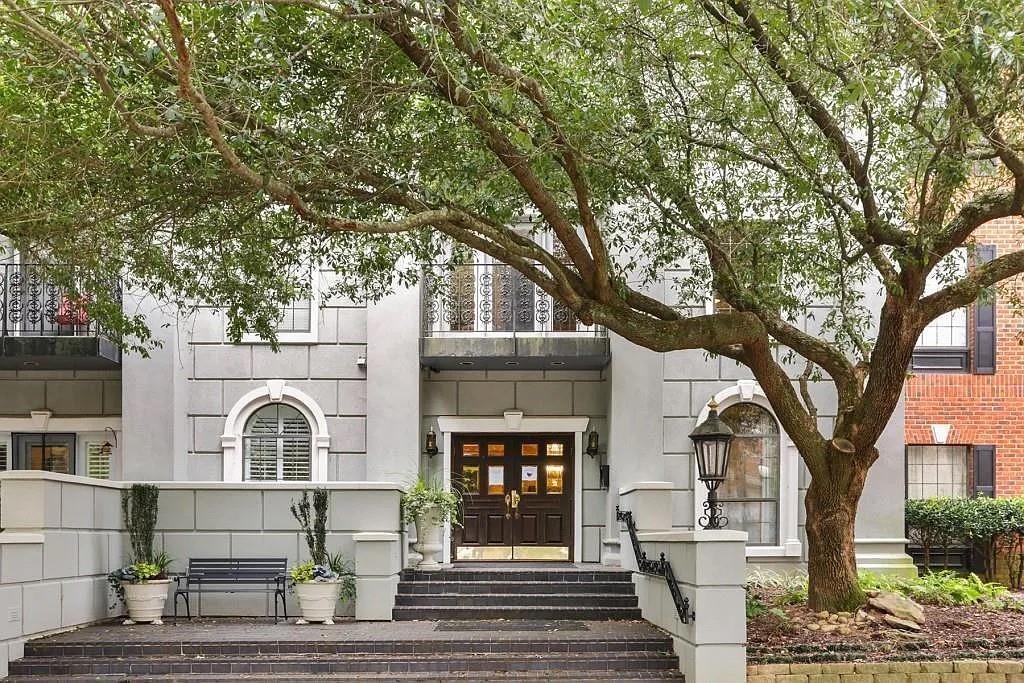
[7,566,683,681]
[393,566,645,620]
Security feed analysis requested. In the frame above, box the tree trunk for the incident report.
[804,462,869,612]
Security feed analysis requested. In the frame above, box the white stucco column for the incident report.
[618,479,747,683]
[854,389,916,576]
[365,285,421,484]
[353,532,402,621]
[366,284,421,566]
[605,334,666,563]
[121,293,184,480]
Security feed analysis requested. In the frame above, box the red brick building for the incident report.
[905,216,1024,499]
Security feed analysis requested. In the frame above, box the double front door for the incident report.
[453,433,573,561]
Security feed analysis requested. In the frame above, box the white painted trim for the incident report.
[239,270,322,344]
[221,380,331,482]
[0,417,123,432]
[0,469,402,491]
[692,381,802,559]
[437,417,590,434]
[435,415,590,563]
[0,532,44,545]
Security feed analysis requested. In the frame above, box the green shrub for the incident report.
[905,496,1024,588]
[859,570,1014,608]
[122,483,160,563]
[400,476,462,526]
[745,569,1023,611]
[747,570,809,605]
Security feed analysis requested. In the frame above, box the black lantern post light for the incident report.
[689,399,735,530]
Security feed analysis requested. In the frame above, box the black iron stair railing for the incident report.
[616,506,696,624]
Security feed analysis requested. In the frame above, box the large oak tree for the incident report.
[1,0,1023,610]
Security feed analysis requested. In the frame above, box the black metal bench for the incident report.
[173,557,288,622]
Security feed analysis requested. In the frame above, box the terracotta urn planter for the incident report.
[122,579,171,625]
[294,581,343,624]
[413,505,444,568]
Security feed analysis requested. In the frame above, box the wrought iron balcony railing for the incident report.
[421,263,606,337]
[0,263,116,337]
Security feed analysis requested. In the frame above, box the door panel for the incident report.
[453,433,573,561]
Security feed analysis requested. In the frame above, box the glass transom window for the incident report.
[243,404,312,481]
[718,403,781,545]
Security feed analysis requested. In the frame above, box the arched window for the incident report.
[719,402,780,545]
[243,404,311,481]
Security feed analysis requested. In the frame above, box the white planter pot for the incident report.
[122,579,171,625]
[294,581,343,624]
[413,506,444,568]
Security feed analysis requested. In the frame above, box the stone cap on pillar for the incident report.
[618,481,674,495]
[636,529,748,544]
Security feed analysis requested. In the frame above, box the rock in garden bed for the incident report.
[748,597,1024,664]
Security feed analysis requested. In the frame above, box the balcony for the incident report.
[420,263,610,370]
[0,264,120,370]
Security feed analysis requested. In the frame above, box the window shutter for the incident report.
[973,445,995,497]
[281,414,311,481]
[86,442,111,479]
[974,245,997,374]
[0,443,7,471]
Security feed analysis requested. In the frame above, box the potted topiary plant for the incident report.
[401,476,462,568]
[289,488,355,624]
[109,484,173,624]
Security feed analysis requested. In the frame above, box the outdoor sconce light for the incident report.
[425,428,439,457]
[586,430,599,457]
[101,426,117,458]
[689,399,735,530]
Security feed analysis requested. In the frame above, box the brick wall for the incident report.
[747,659,1024,682]
[906,217,1024,495]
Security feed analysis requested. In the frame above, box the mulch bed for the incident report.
[748,592,1024,664]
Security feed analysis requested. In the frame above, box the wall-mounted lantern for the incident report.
[425,428,439,457]
[586,430,599,457]
[689,399,735,530]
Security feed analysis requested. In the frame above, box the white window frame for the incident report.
[917,249,969,350]
[221,380,330,482]
[239,270,321,344]
[906,444,970,500]
[692,380,802,558]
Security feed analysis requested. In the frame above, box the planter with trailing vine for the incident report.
[289,489,356,624]
[109,484,173,624]
[401,477,462,569]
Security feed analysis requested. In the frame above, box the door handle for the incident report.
[504,493,512,519]
[511,490,521,509]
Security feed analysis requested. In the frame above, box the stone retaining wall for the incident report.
[747,660,1024,682]
[0,471,404,676]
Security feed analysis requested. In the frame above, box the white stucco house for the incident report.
[0,255,914,577]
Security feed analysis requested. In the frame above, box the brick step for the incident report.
[397,581,630,593]
[394,593,639,607]
[7,669,684,681]
[25,637,673,658]
[397,581,636,595]
[392,606,644,620]
[399,569,632,583]
[8,651,680,677]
